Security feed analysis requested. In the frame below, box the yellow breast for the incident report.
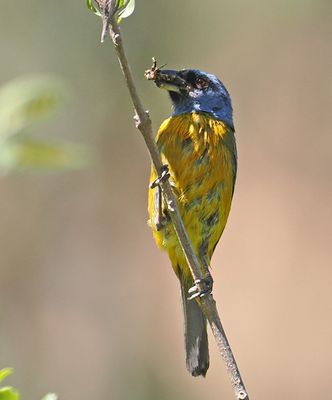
[148,112,237,277]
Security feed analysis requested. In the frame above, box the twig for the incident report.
[108,17,249,400]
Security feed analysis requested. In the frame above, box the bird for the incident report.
[147,67,237,377]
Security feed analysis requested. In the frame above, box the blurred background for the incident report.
[0,0,331,399]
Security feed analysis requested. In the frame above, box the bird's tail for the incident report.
[179,272,209,377]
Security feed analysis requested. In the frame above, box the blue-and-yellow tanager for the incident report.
[148,68,237,377]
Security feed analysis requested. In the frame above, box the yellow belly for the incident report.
[148,112,237,279]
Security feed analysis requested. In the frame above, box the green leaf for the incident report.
[0,387,19,400]
[117,0,135,19]
[0,76,67,140]
[0,370,13,384]
[0,369,19,400]
[41,394,58,400]
[0,139,89,171]
[86,0,101,16]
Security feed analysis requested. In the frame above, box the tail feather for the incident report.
[179,273,209,377]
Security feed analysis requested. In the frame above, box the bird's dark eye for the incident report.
[195,77,209,89]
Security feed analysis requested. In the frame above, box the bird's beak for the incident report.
[154,69,187,93]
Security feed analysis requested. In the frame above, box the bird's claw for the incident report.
[187,274,214,300]
[150,165,170,189]
[155,214,168,231]
[150,164,170,231]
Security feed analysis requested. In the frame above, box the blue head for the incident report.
[154,68,233,128]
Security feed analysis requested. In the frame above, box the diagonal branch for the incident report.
[108,18,249,400]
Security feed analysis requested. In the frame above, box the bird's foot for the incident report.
[150,164,170,231]
[154,213,168,231]
[187,273,214,300]
[150,164,170,189]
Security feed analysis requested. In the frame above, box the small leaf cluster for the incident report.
[86,0,135,22]
[0,76,88,172]
[0,368,56,400]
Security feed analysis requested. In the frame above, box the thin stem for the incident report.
[199,295,248,399]
[108,18,249,400]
